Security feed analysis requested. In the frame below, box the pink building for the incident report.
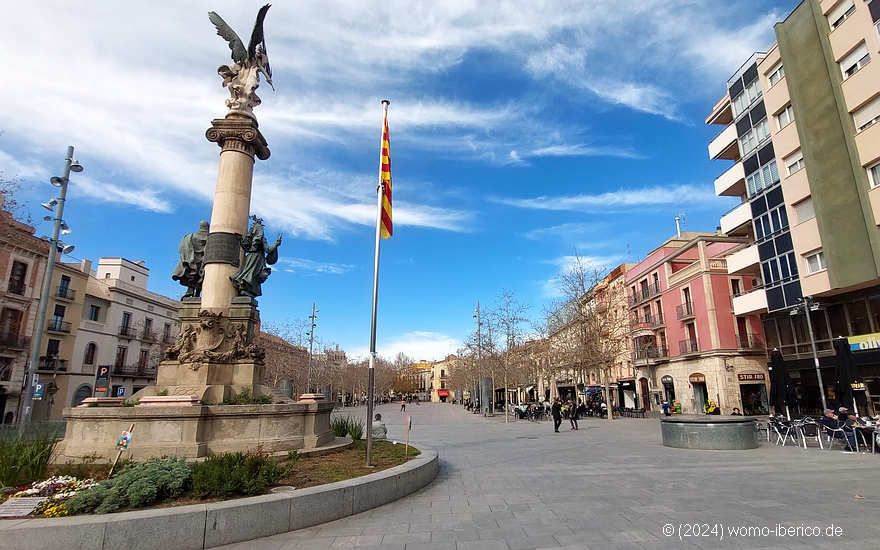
[625,231,769,414]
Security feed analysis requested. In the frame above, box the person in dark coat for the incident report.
[551,398,562,433]
[568,400,579,430]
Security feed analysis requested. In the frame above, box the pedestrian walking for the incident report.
[401,399,406,412]
[551,398,562,433]
[568,400,579,430]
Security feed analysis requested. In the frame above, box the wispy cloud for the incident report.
[541,254,624,298]
[529,143,642,159]
[72,176,173,213]
[278,257,355,275]
[524,221,608,241]
[350,330,460,362]
[493,184,721,212]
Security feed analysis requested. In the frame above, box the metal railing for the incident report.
[738,333,765,349]
[676,301,695,320]
[162,333,175,344]
[633,346,669,360]
[56,286,76,300]
[113,364,157,376]
[118,325,137,338]
[141,330,157,342]
[0,331,29,349]
[38,357,67,371]
[678,339,699,354]
[628,282,661,306]
[47,319,72,333]
[6,282,26,296]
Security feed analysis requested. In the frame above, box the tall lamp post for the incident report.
[305,302,318,393]
[791,295,827,411]
[19,146,82,434]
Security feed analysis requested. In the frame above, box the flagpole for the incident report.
[366,99,389,467]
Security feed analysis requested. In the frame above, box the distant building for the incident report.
[431,355,455,402]
[0,202,49,424]
[71,258,180,405]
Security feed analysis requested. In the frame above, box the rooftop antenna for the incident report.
[674,212,686,237]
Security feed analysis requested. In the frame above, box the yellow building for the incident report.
[431,355,456,402]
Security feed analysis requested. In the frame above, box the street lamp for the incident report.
[19,146,81,434]
[790,295,827,411]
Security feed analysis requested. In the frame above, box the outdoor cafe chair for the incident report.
[821,419,858,452]
[795,417,823,450]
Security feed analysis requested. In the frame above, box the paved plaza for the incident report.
[220,403,880,549]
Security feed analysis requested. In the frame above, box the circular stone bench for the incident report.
[0,446,438,550]
[661,416,758,450]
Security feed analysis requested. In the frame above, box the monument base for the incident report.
[55,401,334,463]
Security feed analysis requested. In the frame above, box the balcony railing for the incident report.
[118,325,137,338]
[633,346,669,361]
[738,333,765,349]
[113,364,158,377]
[56,286,76,300]
[628,282,661,306]
[47,319,72,333]
[0,331,29,349]
[162,332,175,344]
[141,330,157,342]
[631,313,665,331]
[676,301,695,320]
[6,282,26,296]
[38,357,67,371]
[678,339,699,354]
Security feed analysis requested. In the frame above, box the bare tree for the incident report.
[491,290,530,422]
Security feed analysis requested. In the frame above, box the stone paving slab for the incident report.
[220,403,880,550]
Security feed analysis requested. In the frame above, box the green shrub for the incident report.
[0,433,56,487]
[65,457,191,515]
[191,449,282,498]
[346,417,364,440]
[221,389,272,405]
[330,416,349,437]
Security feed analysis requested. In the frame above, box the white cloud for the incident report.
[524,222,607,241]
[350,330,460,362]
[542,254,624,298]
[493,184,722,212]
[278,257,355,275]
[529,144,641,159]
[71,176,174,213]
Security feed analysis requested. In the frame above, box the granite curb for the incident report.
[0,445,438,550]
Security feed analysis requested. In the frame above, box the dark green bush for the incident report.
[0,433,56,487]
[65,457,191,515]
[221,389,272,405]
[330,416,349,437]
[191,449,282,498]
[346,417,364,440]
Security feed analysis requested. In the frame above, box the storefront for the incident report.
[617,379,637,408]
[737,372,769,415]
[661,375,675,403]
[689,372,708,413]
[437,389,450,403]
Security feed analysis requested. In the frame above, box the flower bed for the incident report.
[2,475,98,517]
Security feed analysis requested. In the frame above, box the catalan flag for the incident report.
[379,109,393,239]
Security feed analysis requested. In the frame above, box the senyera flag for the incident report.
[380,110,393,239]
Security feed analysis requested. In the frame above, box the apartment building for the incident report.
[706,0,880,414]
[431,354,455,402]
[626,232,769,415]
[0,204,49,424]
[72,258,180,402]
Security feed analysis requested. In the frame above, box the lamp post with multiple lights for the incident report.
[19,146,81,433]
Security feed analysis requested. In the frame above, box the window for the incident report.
[731,279,741,296]
[754,204,789,240]
[115,346,127,368]
[869,161,880,189]
[805,251,827,273]
[768,63,785,86]
[776,104,795,130]
[745,79,760,102]
[88,304,100,321]
[732,92,747,117]
[793,197,815,223]
[739,128,757,155]
[828,0,855,30]
[104,273,111,279]
[746,159,780,196]
[144,318,153,335]
[163,323,172,342]
[840,43,870,79]
[853,95,880,132]
[47,339,60,357]
[785,150,805,176]
[83,343,97,365]
[121,312,131,329]
[754,118,770,143]
[138,349,149,368]
[59,275,70,296]
[7,261,27,295]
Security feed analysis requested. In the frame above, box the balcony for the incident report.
[714,161,746,197]
[113,364,158,377]
[676,301,695,321]
[47,319,71,333]
[732,287,768,316]
[163,333,176,344]
[6,283,26,296]
[631,313,665,333]
[708,124,739,160]
[633,346,669,361]
[0,331,29,350]
[628,282,661,306]
[738,333,765,350]
[726,244,760,275]
[38,357,67,372]
[118,325,137,338]
[720,201,752,235]
[141,330,157,342]
[55,286,76,301]
[678,339,699,354]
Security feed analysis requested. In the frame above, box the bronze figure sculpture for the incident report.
[172,221,210,298]
[230,215,281,297]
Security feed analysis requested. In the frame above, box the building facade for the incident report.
[72,258,180,404]
[626,232,769,415]
[707,0,880,414]
[431,354,455,402]
[0,204,49,424]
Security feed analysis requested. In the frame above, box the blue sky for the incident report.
[0,0,797,360]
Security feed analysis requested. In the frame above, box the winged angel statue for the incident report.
[208,4,274,115]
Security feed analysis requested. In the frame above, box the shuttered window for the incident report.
[839,42,869,79]
[828,0,855,30]
[853,95,880,131]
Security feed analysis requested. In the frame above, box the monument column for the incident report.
[202,115,270,310]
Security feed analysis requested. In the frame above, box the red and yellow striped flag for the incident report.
[380,110,393,240]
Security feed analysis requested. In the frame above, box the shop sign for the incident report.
[851,382,866,391]
[688,373,706,383]
[95,365,111,393]
[618,380,635,390]
[660,375,674,384]
[437,389,450,397]
[848,332,880,351]
[737,373,765,382]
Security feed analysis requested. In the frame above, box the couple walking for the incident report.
[551,397,580,432]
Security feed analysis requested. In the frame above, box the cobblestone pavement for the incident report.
[220,403,880,549]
